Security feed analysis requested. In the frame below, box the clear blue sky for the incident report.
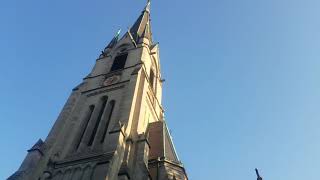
[1,0,320,179]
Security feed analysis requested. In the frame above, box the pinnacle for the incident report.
[144,0,151,13]
[130,1,153,44]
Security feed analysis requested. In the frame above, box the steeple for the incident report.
[100,29,121,57]
[255,168,263,180]
[105,29,121,49]
[130,0,153,44]
[8,2,188,180]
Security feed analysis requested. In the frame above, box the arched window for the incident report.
[76,105,95,150]
[88,97,108,146]
[150,69,155,89]
[100,100,115,143]
[110,53,128,72]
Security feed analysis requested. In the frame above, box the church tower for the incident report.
[8,2,188,180]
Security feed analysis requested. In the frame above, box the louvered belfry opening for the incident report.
[110,53,128,72]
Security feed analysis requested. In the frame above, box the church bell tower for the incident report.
[8,2,188,180]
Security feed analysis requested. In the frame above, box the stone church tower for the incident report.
[8,2,188,180]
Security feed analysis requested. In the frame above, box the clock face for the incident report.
[103,75,120,86]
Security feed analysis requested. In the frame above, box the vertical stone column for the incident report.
[131,134,151,180]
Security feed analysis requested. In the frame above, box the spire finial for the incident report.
[115,28,121,39]
[255,168,263,180]
[144,0,151,12]
[102,28,122,54]
[130,0,153,43]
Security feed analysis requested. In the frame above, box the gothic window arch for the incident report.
[100,100,115,143]
[119,47,128,53]
[151,56,159,74]
[76,105,95,150]
[149,68,157,95]
[88,97,108,146]
[150,69,155,88]
[110,53,128,72]
[114,43,130,52]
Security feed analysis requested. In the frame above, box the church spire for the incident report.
[100,29,121,57]
[130,0,153,44]
[255,168,263,180]
[105,29,121,50]
[144,0,151,13]
[9,2,189,180]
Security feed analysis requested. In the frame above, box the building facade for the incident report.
[8,2,188,180]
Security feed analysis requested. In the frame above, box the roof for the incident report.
[130,1,153,43]
[148,121,180,162]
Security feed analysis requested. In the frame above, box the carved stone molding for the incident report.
[54,151,114,169]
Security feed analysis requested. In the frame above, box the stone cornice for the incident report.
[54,151,114,169]
[83,83,127,97]
[83,63,143,80]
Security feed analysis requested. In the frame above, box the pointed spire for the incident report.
[100,29,121,58]
[145,0,151,13]
[130,0,153,44]
[139,21,152,44]
[105,29,121,49]
[255,169,263,180]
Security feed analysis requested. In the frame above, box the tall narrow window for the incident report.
[110,53,128,72]
[149,70,155,89]
[76,105,94,150]
[100,100,115,143]
[88,98,108,146]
